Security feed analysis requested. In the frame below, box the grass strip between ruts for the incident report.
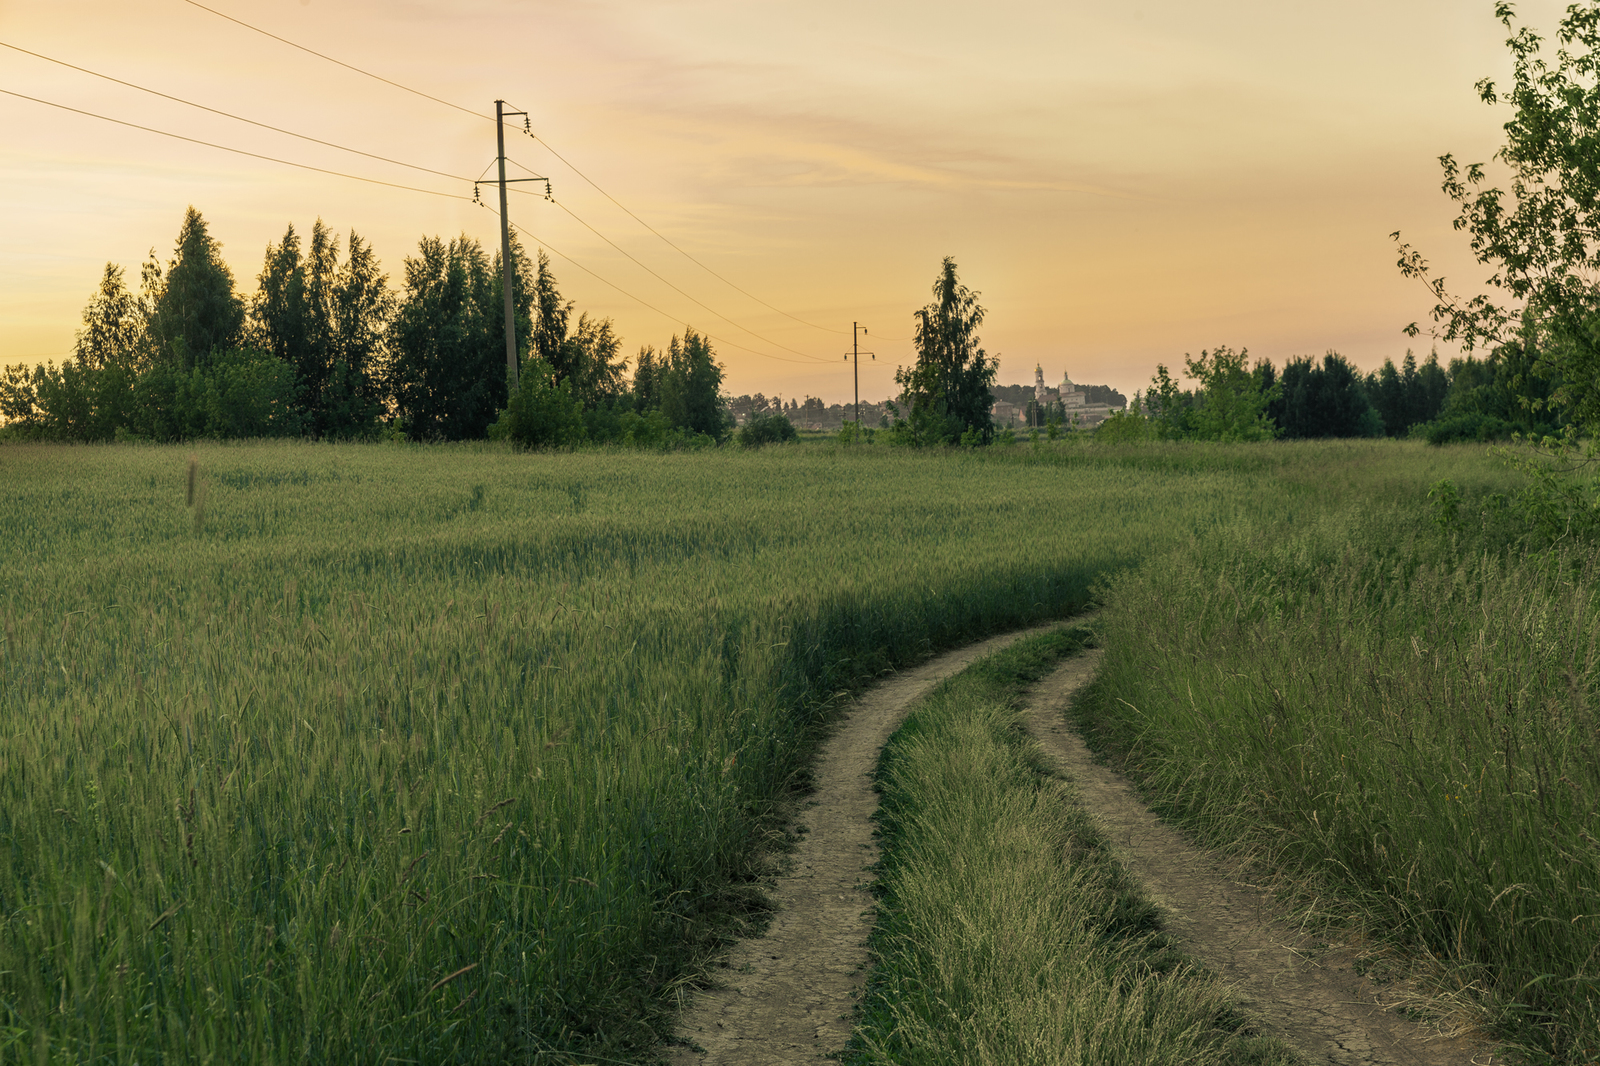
[848,625,1300,1066]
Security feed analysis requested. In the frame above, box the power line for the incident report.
[0,40,475,187]
[4,81,825,367]
[173,1,855,340]
[178,0,489,123]
[545,193,832,363]
[483,207,834,367]
[524,132,851,336]
[0,86,475,201]
[2,39,556,210]
[5,41,845,369]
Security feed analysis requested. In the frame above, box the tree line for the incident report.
[1093,343,1561,445]
[9,213,1546,453]
[0,207,727,446]
[0,229,1005,451]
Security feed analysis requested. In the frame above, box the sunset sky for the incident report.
[0,0,1569,404]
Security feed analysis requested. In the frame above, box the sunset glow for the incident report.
[0,0,1565,402]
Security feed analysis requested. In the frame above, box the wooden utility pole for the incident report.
[850,323,874,430]
[496,100,521,388]
[490,100,550,391]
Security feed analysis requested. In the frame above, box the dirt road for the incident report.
[665,625,1061,1065]
[666,631,1500,1065]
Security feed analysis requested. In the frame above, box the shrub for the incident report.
[737,413,798,447]
[489,358,586,449]
[1422,412,1518,445]
[127,348,303,441]
[1093,406,1151,444]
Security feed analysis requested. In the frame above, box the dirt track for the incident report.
[666,632,1502,1066]
[665,625,1060,1064]
[1027,651,1498,1066]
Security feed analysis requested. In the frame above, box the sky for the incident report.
[0,0,1574,405]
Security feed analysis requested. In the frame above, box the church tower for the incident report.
[1061,368,1085,409]
[1034,363,1047,404]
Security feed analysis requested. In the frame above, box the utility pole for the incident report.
[496,100,520,389]
[488,100,550,391]
[847,323,874,433]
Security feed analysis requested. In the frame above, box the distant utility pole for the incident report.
[490,99,550,390]
[847,322,875,430]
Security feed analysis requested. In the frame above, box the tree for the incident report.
[896,257,997,444]
[1367,350,1451,436]
[386,235,502,440]
[146,207,245,370]
[252,222,314,407]
[73,263,147,372]
[1410,351,1451,427]
[659,328,727,439]
[530,250,574,384]
[632,345,661,412]
[1145,363,1194,439]
[560,313,627,408]
[1269,352,1383,439]
[1394,3,1600,431]
[323,231,393,436]
[1439,340,1564,435]
[1369,357,1407,437]
[252,221,394,437]
[489,234,535,385]
[1171,347,1279,441]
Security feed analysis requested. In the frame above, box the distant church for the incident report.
[990,363,1117,428]
[1036,363,1085,410]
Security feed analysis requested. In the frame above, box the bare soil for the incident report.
[664,633,1506,1066]
[1028,651,1502,1066]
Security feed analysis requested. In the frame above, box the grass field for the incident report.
[8,437,1588,1062]
[0,437,1326,1065]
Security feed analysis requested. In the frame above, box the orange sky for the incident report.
[0,0,1568,404]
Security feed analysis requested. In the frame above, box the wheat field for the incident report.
[1,438,1304,1063]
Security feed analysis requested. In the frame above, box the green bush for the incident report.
[2,349,300,442]
[128,348,303,441]
[1422,411,1519,444]
[1093,406,1151,444]
[835,421,875,445]
[204,348,304,438]
[737,413,798,447]
[489,358,586,449]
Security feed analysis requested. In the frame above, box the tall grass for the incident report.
[1079,457,1600,1063]
[0,439,1293,1064]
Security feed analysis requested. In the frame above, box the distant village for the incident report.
[727,365,1129,431]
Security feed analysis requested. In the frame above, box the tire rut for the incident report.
[1028,652,1500,1066]
[664,624,1063,1065]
